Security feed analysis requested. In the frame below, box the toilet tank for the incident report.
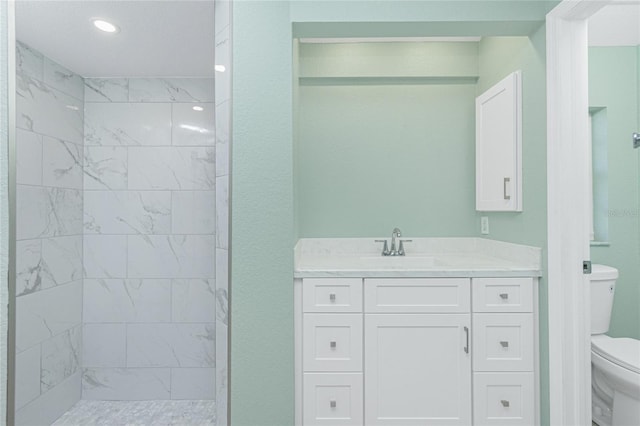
[590,264,618,335]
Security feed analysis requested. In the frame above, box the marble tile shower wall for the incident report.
[214,0,231,423]
[15,42,84,425]
[81,77,216,401]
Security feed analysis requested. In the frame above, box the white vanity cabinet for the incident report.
[295,276,539,426]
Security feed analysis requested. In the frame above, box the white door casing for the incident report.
[546,1,610,425]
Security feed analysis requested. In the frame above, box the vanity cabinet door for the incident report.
[364,314,472,426]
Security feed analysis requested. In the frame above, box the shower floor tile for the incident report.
[51,400,216,426]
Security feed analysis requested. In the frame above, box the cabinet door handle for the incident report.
[500,340,509,348]
[330,399,337,408]
[499,293,509,300]
[503,177,511,200]
[464,326,469,353]
[329,293,336,302]
[330,341,337,348]
[501,399,510,408]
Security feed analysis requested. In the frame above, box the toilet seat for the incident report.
[592,335,640,374]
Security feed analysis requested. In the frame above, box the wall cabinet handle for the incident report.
[503,177,511,200]
[330,399,337,408]
[501,399,510,408]
[500,340,509,348]
[330,341,337,348]
[464,326,469,354]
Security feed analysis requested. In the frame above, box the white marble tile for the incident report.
[215,320,228,424]
[16,74,83,144]
[127,235,215,279]
[84,191,171,235]
[44,57,84,100]
[42,235,83,287]
[83,235,127,278]
[216,174,229,249]
[42,136,83,189]
[15,371,81,426]
[83,146,127,190]
[16,42,43,81]
[215,248,229,295]
[128,147,215,190]
[84,78,129,102]
[129,78,215,102]
[83,324,126,368]
[16,186,83,240]
[172,279,216,323]
[41,326,81,392]
[172,103,215,146]
[16,239,44,296]
[171,368,215,400]
[126,323,215,368]
[15,344,41,410]
[16,236,83,296]
[16,128,43,186]
[85,102,171,146]
[83,279,171,323]
[82,368,171,400]
[16,280,82,352]
[215,0,231,36]
[215,30,230,105]
[171,191,216,234]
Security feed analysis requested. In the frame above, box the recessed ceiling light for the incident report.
[93,19,120,33]
[192,106,204,112]
[215,65,226,73]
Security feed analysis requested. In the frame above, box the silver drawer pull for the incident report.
[330,399,337,408]
[499,293,509,300]
[501,399,510,408]
[329,293,336,302]
[503,177,511,200]
[330,341,337,348]
[500,341,509,348]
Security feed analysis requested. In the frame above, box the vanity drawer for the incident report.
[473,372,534,426]
[303,278,363,313]
[303,314,363,372]
[473,314,534,372]
[303,373,363,425]
[472,278,533,313]
[364,278,470,313]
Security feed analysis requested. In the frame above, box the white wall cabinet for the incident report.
[295,276,539,426]
[476,70,522,211]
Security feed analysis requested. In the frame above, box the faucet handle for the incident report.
[398,239,412,256]
[375,239,390,256]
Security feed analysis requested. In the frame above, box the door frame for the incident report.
[546,1,610,424]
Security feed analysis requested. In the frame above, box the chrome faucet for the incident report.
[375,228,411,256]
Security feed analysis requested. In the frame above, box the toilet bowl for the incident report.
[590,264,640,426]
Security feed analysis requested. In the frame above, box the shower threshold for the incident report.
[51,400,216,426]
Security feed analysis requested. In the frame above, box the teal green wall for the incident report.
[232,2,294,425]
[296,42,478,237]
[232,2,556,425]
[589,46,640,340]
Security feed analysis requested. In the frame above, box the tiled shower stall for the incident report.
[12,0,231,418]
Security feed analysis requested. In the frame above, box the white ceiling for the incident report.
[588,3,640,46]
[16,0,215,78]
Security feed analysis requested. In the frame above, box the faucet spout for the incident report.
[390,228,402,255]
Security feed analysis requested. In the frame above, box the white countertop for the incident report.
[294,237,542,278]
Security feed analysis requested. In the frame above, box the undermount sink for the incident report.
[359,255,436,268]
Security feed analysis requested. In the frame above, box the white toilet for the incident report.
[591,264,640,426]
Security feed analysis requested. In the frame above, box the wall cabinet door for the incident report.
[476,70,522,212]
[364,314,472,425]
